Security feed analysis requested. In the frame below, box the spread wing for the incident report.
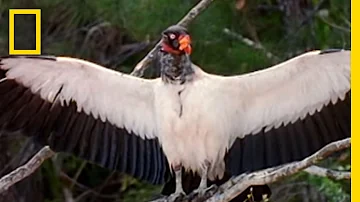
[0,55,169,184]
[205,49,350,175]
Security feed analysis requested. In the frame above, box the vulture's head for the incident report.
[161,25,192,55]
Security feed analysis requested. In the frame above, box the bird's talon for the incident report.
[207,184,218,191]
[193,184,218,197]
[167,191,186,202]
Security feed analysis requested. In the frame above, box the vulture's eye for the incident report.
[169,33,176,40]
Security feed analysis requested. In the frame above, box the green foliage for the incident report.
[307,175,350,202]
[121,177,163,202]
[41,160,64,201]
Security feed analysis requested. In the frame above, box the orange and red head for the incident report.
[161,25,192,55]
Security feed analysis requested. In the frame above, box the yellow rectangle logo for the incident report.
[9,9,41,55]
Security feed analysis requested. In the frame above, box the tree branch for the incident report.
[130,0,215,77]
[304,165,350,181]
[319,16,351,33]
[223,28,280,62]
[0,146,55,193]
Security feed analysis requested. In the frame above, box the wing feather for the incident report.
[0,55,169,185]
[2,56,158,137]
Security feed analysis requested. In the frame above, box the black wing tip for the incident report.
[318,49,349,55]
[0,55,57,61]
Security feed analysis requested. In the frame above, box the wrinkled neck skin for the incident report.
[159,51,194,85]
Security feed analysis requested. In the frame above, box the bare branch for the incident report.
[80,21,112,54]
[60,171,93,191]
[304,165,350,180]
[69,161,87,191]
[319,16,351,33]
[223,28,280,62]
[130,0,215,77]
[63,188,75,202]
[0,146,55,193]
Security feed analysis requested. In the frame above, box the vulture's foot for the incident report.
[190,184,218,199]
[166,191,186,202]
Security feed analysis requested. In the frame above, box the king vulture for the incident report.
[0,25,350,200]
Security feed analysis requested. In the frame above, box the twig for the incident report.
[59,171,118,201]
[74,188,119,202]
[89,172,116,202]
[0,146,55,193]
[80,21,112,55]
[319,16,351,33]
[223,28,279,62]
[74,172,119,202]
[304,165,350,180]
[70,161,87,191]
[63,188,75,202]
[130,0,215,77]
[341,15,351,28]
[60,171,92,191]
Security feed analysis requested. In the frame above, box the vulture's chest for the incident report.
[153,81,227,170]
[154,82,206,133]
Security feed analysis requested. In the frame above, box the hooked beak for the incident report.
[178,34,192,55]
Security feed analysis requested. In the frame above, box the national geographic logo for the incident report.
[9,9,41,55]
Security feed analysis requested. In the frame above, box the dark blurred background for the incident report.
[0,0,350,201]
